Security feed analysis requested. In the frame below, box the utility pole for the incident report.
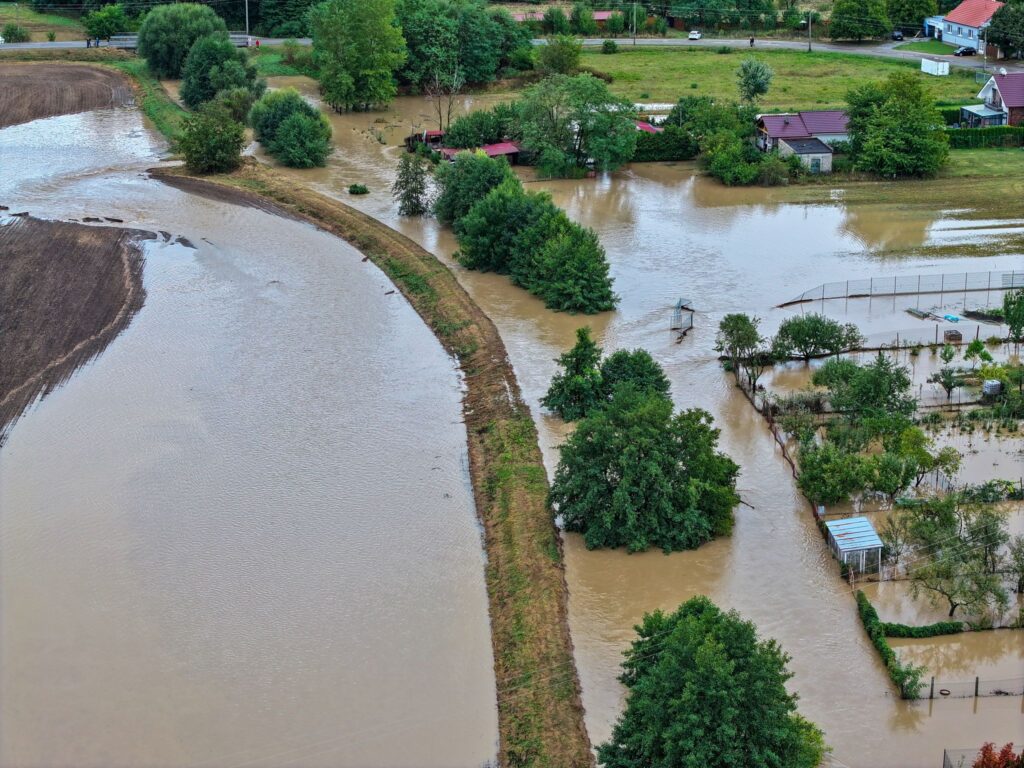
[807,10,812,52]
[632,2,637,46]
[245,0,250,40]
[982,26,987,72]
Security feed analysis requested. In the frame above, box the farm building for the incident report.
[824,517,883,574]
[755,110,849,152]
[778,138,833,173]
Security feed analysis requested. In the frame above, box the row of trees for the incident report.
[541,329,739,552]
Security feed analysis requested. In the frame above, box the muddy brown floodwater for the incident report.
[0,107,497,765]
[265,79,1024,768]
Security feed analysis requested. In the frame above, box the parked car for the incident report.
[688,30,702,39]
[891,30,904,40]
[954,45,977,56]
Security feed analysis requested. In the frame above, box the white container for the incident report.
[921,58,950,76]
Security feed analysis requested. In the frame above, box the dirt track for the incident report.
[0,62,133,128]
[0,216,148,439]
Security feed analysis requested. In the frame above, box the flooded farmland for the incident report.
[268,82,1024,768]
[0,107,497,766]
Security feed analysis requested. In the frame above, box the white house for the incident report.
[936,0,1003,49]
[962,72,1024,126]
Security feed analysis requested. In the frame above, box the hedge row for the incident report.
[948,126,1024,149]
[632,125,699,162]
[855,591,924,699]
[937,106,963,126]
[880,619,964,638]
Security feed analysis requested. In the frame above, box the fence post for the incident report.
[930,676,935,699]
[974,676,979,698]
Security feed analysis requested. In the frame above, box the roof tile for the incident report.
[945,0,1003,28]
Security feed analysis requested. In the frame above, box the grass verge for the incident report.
[150,160,594,768]
[0,2,84,41]
[580,47,980,107]
[896,39,957,55]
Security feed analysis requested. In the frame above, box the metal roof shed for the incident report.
[824,516,883,574]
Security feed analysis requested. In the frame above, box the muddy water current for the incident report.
[0,108,497,766]
[266,81,1024,767]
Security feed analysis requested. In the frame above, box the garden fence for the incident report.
[925,675,1024,700]
[782,270,1024,307]
[944,748,980,768]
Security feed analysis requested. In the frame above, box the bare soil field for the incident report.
[0,216,148,438]
[0,62,133,128]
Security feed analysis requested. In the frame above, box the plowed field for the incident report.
[0,62,133,128]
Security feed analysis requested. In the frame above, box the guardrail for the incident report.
[107,32,253,49]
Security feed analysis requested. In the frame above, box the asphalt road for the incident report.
[2,33,1019,74]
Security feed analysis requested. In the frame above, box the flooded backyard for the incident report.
[0,108,497,766]
[269,82,1024,768]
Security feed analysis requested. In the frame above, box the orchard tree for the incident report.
[910,545,1009,618]
[773,313,862,362]
[599,596,825,768]
[392,153,429,216]
[550,386,739,552]
[309,0,407,111]
[797,441,866,505]
[137,3,228,78]
[964,338,993,369]
[715,313,770,390]
[737,57,773,103]
[541,327,605,420]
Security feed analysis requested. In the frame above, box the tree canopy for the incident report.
[180,35,264,109]
[433,151,517,226]
[179,103,245,174]
[599,596,825,768]
[830,0,889,40]
[248,88,333,167]
[541,327,606,420]
[551,386,739,552]
[83,3,127,40]
[310,0,407,111]
[737,57,773,103]
[137,3,228,78]
[772,314,862,362]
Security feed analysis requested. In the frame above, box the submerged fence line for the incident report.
[926,675,1024,700]
[782,269,1024,307]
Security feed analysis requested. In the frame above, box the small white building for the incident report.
[824,516,883,574]
[779,138,833,174]
[936,0,1003,49]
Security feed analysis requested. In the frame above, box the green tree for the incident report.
[269,111,333,167]
[605,11,625,35]
[551,387,739,552]
[830,0,888,40]
[395,0,459,88]
[1008,535,1024,594]
[537,34,582,74]
[444,102,521,147]
[525,223,618,313]
[1003,288,1024,350]
[773,314,862,362]
[180,35,263,109]
[844,80,886,156]
[964,338,993,369]
[737,56,773,103]
[541,327,605,420]
[599,596,825,768]
[887,0,937,32]
[392,152,429,215]
[309,0,407,111]
[518,73,637,175]
[1,23,29,42]
[898,426,961,486]
[715,313,769,389]
[542,5,571,34]
[815,353,916,420]
[83,3,127,40]
[867,451,916,502]
[987,4,1024,59]
[910,544,1009,618]
[432,150,516,225]
[797,441,867,505]
[137,3,228,78]
[570,3,597,34]
[178,104,245,174]
[600,349,671,402]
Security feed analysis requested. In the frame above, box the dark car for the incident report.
[891,30,904,40]
[954,45,977,56]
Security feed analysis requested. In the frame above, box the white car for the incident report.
[688,30,702,40]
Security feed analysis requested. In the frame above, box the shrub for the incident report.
[46,30,56,41]
[855,591,926,698]
[2,24,30,43]
[444,103,520,148]
[605,11,625,35]
[270,111,333,168]
[348,183,369,194]
[432,151,516,226]
[653,16,669,35]
[214,87,257,123]
[880,619,964,638]
[137,3,228,78]
[538,34,582,74]
[178,104,244,174]
[542,6,570,34]
[249,87,321,143]
[631,125,699,162]
[757,154,791,186]
[83,3,126,40]
[602,39,618,54]
[180,35,263,109]
[523,222,617,314]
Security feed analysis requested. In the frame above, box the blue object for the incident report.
[943,314,960,323]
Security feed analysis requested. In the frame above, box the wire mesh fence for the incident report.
[944,748,981,768]
[782,270,1024,306]
[925,675,1024,700]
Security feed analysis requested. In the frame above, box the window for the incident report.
[968,29,973,37]
[958,26,963,35]
[946,23,952,32]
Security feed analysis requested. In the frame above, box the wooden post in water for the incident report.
[975,677,980,698]
[930,677,935,699]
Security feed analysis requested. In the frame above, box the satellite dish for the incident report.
[1000,67,1008,75]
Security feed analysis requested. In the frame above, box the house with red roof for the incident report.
[755,110,849,153]
[962,72,1024,126]
[936,0,1003,50]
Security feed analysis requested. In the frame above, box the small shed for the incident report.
[824,516,883,574]
[943,329,963,343]
[778,137,833,173]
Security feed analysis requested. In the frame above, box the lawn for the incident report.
[580,47,982,108]
[896,39,957,55]
[0,2,84,42]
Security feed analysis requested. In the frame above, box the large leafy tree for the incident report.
[887,0,937,31]
[600,349,671,402]
[525,224,617,313]
[715,313,768,389]
[180,35,264,109]
[813,353,916,421]
[309,0,407,111]
[137,3,228,79]
[541,327,605,420]
[178,104,245,174]
[772,314,862,362]
[551,386,739,552]
[797,441,867,505]
[518,73,637,176]
[599,596,825,768]
[830,0,889,40]
[987,4,1024,59]
[83,3,126,40]
[432,151,516,226]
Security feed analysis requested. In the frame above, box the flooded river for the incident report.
[0,108,497,766]
[268,81,1024,768]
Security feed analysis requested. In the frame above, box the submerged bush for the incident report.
[178,103,244,174]
[249,88,332,168]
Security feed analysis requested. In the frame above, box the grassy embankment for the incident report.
[11,52,592,767]
[153,162,592,768]
[581,46,981,107]
[0,2,84,41]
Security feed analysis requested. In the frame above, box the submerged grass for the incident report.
[151,161,593,768]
